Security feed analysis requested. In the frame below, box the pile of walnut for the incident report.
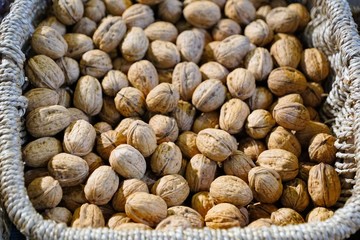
[23,0,341,230]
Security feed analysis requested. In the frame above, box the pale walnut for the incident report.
[23,137,62,168]
[127,60,159,95]
[25,55,65,90]
[151,174,190,207]
[122,4,155,29]
[150,142,182,176]
[248,166,283,204]
[205,203,245,229]
[84,166,119,205]
[109,144,146,179]
[112,179,149,212]
[273,102,310,131]
[48,153,89,187]
[308,163,341,207]
[247,87,273,110]
[256,149,299,181]
[56,57,80,86]
[146,83,180,113]
[149,115,179,143]
[183,1,221,29]
[114,87,146,117]
[268,67,307,96]
[266,7,299,33]
[127,120,157,157]
[266,126,301,157]
[270,37,302,68]
[192,79,227,112]
[212,19,241,42]
[247,202,278,222]
[121,27,149,62]
[238,137,266,161]
[107,213,133,229]
[176,29,205,64]
[245,109,275,139]
[300,82,324,108]
[244,19,273,47]
[80,49,112,78]
[72,203,105,228]
[53,0,84,25]
[93,16,126,53]
[27,176,62,210]
[192,111,219,134]
[43,207,72,225]
[145,21,178,42]
[170,100,196,132]
[156,215,192,230]
[38,16,66,35]
[56,88,72,108]
[96,130,125,160]
[271,208,304,226]
[172,61,202,101]
[31,26,68,59]
[25,88,60,113]
[103,0,132,16]
[298,161,316,182]
[158,0,182,23]
[64,33,94,60]
[99,96,122,126]
[200,62,229,83]
[224,150,255,182]
[125,192,167,227]
[72,17,97,36]
[308,133,337,164]
[83,152,104,174]
[63,120,96,156]
[219,98,250,134]
[225,0,256,25]
[176,131,201,159]
[244,47,273,81]
[201,41,220,62]
[226,68,256,100]
[288,3,310,30]
[84,0,106,23]
[209,175,253,206]
[295,121,331,147]
[167,206,204,228]
[256,5,272,20]
[281,178,309,212]
[306,207,334,222]
[73,75,103,116]
[191,192,215,218]
[214,35,251,69]
[248,218,273,228]
[61,185,87,212]
[185,154,217,192]
[196,128,237,162]
[147,40,180,69]
[301,48,330,82]
[26,105,71,138]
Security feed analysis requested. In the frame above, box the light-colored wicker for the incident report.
[0,0,360,239]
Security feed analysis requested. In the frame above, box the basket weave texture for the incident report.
[0,0,360,239]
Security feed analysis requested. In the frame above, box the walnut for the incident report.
[225,0,256,25]
[192,111,219,134]
[127,60,159,95]
[103,0,132,16]
[256,5,272,20]
[298,161,316,182]
[209,175,253,206]
[72,17,97,36]
[56,88,72,108]
[306,207,334,222]
[122,4,155,29]
[192,79,227,112]
[127,120,157,157]
[107,213,133,229]
[80,49,112,78]
[205,203,246,229]
[43,207,72,225]
[151,174,190,207]
[64,33,94,59]
[63,120,96,156]
[114,87,146,117]
[271,208,304,226]
[53,0,84,25]
[245,109,275,139]
[266,126,301,157]
[146,40,180,69]
[125,192,167,227]
[150,142,182,176]
[148,115,179,144]
[84,0,106,23]
[219,98,250,134]
[183,1,221,29]
[167,206,204,228]
[247,202,278,222]
[56,57,80,86]
[176,29,205,64]
[96,130,124,160]
[72,203,105,228]
[27,176,62,210]
[226,68,256,100]
[295,121,331,147]
[83,152,104,174]
[38,16,66,35]
[146,83,180,113]
[247,87,273,110]
[144,21,178,42]
[199,62,229,83]
[121,27,149,62]
[268,67,307,96]
[300,48,330,82]
[25,88,59,112]
[288,3,310,30]
[212,19,241,42]
[176,131,201,159]
[281,178,309,212]
[244,19,273,47]
[248,218,273,228]
[223,150,255,182]
[273,102,310,131]
[109,144,147,179]
[191,192,215,218]
[266,7,299,33]
[238,137,266,161]
[256,149,299,181]
[308,163,341,207]
[244,47,273,82]
[156,215,192,230]
[270,37,302,68]
[170,100,196,132]
[112,179,149,212]
[308,133,337,164]
[114,222,152,230]
[201,41,220,62]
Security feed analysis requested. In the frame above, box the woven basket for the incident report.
[1,0,360,239]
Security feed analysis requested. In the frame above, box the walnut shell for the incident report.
[38,16,66,35]
[147,40,180,69]
[125,192,167,227]
[247,202,278,222]
[156,215,192,230]
[266,126,301,157]
[212,19,241,42]
[238,137,266,161]
[268,67,307,96]
[196,128,237,162]
[270,37,302,68]
[151,174,190,207]
[295,121,331,147]
[273,102,310,131]
[23,137,62,168]
[103,0,132,16]
[225,0,256,25]
[176,131,201,159]
[271,208,304,226]
[114,222,152,230]
[25,88,60,113]
[128,60,159,95]
[300,48,329,82]
[247,87,273,110]
[83,152,104,174]
[248,218,273,228]
[98,96,122,126]
[205,203,245,229]
[183,1,221,29]
[244,19,273,47]
[308,163,341,207]
[148,115,179,143]
[209,175,253,206]
[224,150,255,182]
[63,120,96,156]
[114,87,146,117]
[192,79,227,112]
[96,130,125,160]
[300,82,324,108]
[53,0,84,25]
[109,144,146,179]
[308,133,337,164]
[122,4,155,29]
[27,176,62,210]
[244,47,273,82]
[158,0,183,23]
[266,7,299,33]
[219,99,250,134]
[80,49,112,78]
[84,166,119,205]
[43,207,72,225]
[200,61,229,83]
[48,153,89,187]
[25,55,65,90]
[281,178,309,212]
[192,111,220,134]
[64,33,94,59]
[306,207,334,222]
[121,27,149,62]
[144,21,178,42]
[107,213,133,229]
[72,203,105,228]
[167,206,204,228]
[170,100,196,132]
[146,83,180,113]
[226,68,256,100]
[150,142,182,176]
[176,29,205,64]
[127,120,157,157]
[245,109,275,139]
[72,17,97,36]
[191,191,215,218]
[256,149,299,181]
[84,0,106,23]
[56,57,80,86]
